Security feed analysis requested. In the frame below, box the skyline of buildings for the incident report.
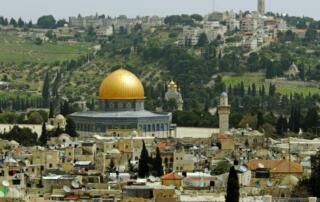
[0,0,320,22]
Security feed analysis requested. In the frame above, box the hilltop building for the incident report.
[284,62,300,79]
[165,80,183,111]
[258,0,266,16]
[70,68,172,138]
[218,92,230,133]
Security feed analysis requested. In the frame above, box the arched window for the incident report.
[148,125,151,132]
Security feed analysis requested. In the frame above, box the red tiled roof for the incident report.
[64,194,80,200]
[15,147,22,153]
[157,142,168,150]
[161,172,183,180]
[247,160,303,174]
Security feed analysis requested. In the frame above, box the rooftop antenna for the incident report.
[212,0,216,12]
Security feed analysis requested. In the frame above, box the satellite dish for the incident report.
[148,176,156,182]
[71,180,80,189]
[267,181,273,187]
[63,185,71,193]
[2,180,9,187]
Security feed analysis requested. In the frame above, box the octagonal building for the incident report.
[70,68,172,137]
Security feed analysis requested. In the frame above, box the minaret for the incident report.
[258,0,265,16]
[218,92,230,133]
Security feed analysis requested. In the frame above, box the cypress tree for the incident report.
[65,117,78,137]
[38,122,48,146]
[240,82,245,97]
[49,102,54,118]
[247,86,251,96]
[304,107,319,132]
[42,73,50,108]
[256,111,264,129]
[153,147,164,177]
[276,115,287,135]
[251,83,256,96]
[261,85,265,96]
[226,166,239,202]
[138,140,150,178]
[60,100,70,116]
[309,151,320,197]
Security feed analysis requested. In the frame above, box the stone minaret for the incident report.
[218,92,230,133]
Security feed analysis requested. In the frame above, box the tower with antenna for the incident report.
[258,0,266,16]
[212,0,216,12]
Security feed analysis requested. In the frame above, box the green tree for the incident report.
[38,122,48,146]
[197,32,209,47]
[226,166,239,202]
[138,140,150,178]
[190,14,203,22]
[152,147,164,177]
[303,107,319,132]
[256,111,264,129]
[28,111,44,124]
[309,151,320,197]
[276,115,287,135]
[247,52,259,72]
[45,30,56,41]
[49,102,54,118]
[251,83,256,96]
[3,126,38,146]
[60,100,71,116]
[56,19,67,28]
[65,117,78,137]
[211,161,232,175]
[17,18,25,27]
[86,26,97,41]
[305,28,318,42]
[42,73,50,107]
[9,18,17,27]
[37,15,56,29]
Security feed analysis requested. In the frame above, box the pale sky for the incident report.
[0,0,318,21]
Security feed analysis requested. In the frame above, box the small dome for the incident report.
[56,114,65,121]
[281,175,299,186]
[108,148,121,154]
[168,80,177,89]
[131,130,138,137]
[221,92,228,97]
[99,69,145,100]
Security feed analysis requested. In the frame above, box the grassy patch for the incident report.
[223,73,320,96]
[0,31,92,64]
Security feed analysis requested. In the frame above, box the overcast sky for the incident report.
[0,0,318,21]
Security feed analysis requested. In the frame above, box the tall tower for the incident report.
[258,0,265,16]
[218,92,230,133]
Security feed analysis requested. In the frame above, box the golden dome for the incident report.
[168,80,177,89]
[99,69,145,100]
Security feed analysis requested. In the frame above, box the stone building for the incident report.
[284,62,300,79]
[165,80,183,111]
[70,68,172,138]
